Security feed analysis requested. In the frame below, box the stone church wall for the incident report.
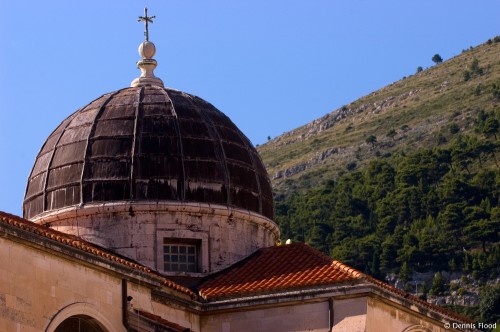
[0,233,197,332]
[200,301,330,332]
[0,236,123,331]
[366,296,449,332]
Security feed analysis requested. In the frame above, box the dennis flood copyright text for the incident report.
[444,322,497,330]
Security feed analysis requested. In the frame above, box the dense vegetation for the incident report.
[275,109,500,323]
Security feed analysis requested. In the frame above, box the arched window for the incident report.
[55,315,106,332]
[45,302,116,332]
[402,325,432,332]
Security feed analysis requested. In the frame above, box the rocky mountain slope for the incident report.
[258,38,500,196]
[257,37,500,323]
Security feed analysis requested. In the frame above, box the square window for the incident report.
[163,240,199,273]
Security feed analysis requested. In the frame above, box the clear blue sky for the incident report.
[1,1,499,216]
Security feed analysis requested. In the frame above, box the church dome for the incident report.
[23,86,274,220]
[22,9,279,275]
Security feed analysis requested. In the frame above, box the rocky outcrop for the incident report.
[269,89,425,181]
[272,89,422,149]
[273,147,346,179]
[386,271,500,308]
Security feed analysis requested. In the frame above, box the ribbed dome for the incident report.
[23,86,274,220]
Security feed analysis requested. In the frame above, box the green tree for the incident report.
[416,216,442,270]
[429,272,446,296]
[398,228,421,266]
[491,81,500,100]
[464,218,500,253]
[419,282,429,300]
[448,123,460,135]
[399,261,411,284]
[416,66,423,73]
[470,58,483,76]
[483,117,499,140]
[354,234,380,273]
[463,70,471,81]
[479,286,500,324]
[306,222,332,254]
[450,136,476,174]
[380,232,401,270]
[432,54,443,65]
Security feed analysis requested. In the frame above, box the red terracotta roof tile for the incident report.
[198,242,471,324]
[198,243,362,301]
[133,309,191,332]
[0,211,195,299]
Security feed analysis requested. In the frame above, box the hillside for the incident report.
[259,38,500,195]
[258,37,500,324]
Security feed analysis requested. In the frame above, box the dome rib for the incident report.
[41,112,79,212]
[129,87,145,199]
[156,86,187,200]
[244,138,264,215]
[80,90,124,205]
[190,93,232,206]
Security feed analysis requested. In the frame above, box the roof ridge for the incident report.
[330,260,364,279]
[198,243,366,301]
[0,211,195,298]
[278,242,333,262]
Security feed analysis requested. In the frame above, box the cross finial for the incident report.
[138,7,155,42]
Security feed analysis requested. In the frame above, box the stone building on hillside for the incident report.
[0,8,475,332]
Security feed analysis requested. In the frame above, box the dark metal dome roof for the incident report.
[23,86,274,220]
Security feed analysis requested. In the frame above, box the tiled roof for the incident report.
[198,242,471,324]
[0,211,195,298]
[132,310,191,332]
[198,243,362,301]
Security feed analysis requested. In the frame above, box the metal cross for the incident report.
[138,7,155,41]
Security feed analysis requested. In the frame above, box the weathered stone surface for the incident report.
[24,86,274,221]
[38,201,279,275]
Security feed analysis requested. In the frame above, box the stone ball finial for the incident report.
[131,40,163,87]
[139,41,156,59]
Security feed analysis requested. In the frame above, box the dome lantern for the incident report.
[131,7,164,88]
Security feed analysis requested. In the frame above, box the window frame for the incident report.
[162,239,200,273]
[156,230,209,276]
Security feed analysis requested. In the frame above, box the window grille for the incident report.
[163,240,198,272]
